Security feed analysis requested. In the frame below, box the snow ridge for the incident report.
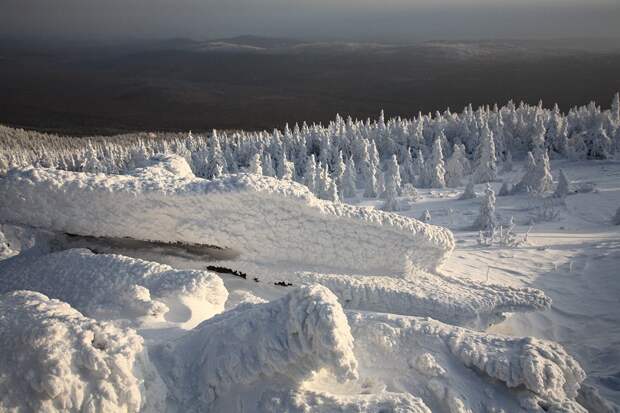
[0,248,227,327]
[0,290,166,413]
[0,156,454,274]
[348,311,587,412]
[154,285,358,411]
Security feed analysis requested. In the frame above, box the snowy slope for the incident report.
[0,156,454,274]
[0,290,166,413]
[0,249,227,328]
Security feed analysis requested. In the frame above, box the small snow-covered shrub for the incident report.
[527,195,562,224]
[574,181,596,194]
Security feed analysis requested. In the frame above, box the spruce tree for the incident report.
[553,169,570,198]
[248,153,263,175]
[473,183,497,231]
[428,138,446,188]
[474,124,497,183]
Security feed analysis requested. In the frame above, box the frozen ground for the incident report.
[0,157,619,412]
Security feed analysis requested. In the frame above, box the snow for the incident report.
[207,260,550,329]
[347,311,586,412]
[0,290,166,413]
[0,156,619,411]
[0,155,454,275]
[0,248,227,328]
[151,285,358,412]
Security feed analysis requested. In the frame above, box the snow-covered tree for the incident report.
[412,150,426,187]
[553,169,570,198]
[428,138,446,188]
[473,183,497,231]
[248,153,263,175]
[501,151,513,173]
[460,181,477,200]
[588,120,612,159]
[206,135,226,179]
[473,124,497,183]
[382,155,401,211]
[515,150,553,194]
[445,144,469,187]
[341,157,358,198]
[420,209,432,223]
[304,155,318,194]
[262,153,275,177]
[333,151,346,196]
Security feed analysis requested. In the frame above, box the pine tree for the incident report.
[342,157,358,198]
[445,144,469,187]
[304,155,317,194]
[382,155,401,211]
[553,169,570,198]
[473,124,497,183]
[248,153,263,175]
[460,180,477,200]
[428,138,446,188]
[473,183,497,231]
[262,153,275,177]
[420,209,432,223]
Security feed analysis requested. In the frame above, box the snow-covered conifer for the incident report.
[248,153,262,175]
[428,138,446,188]
[515,151,553,194]
[304,155,318,194]
[420,209,432,222]
[382,155,401,211]
[262,153,275,177]
[445,144,469,187]
[473,124,497,183]
[473,183,497,231]
[460,180,477,200]
[553,169,570,198]
[342,157,357,198]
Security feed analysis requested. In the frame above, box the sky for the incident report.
[2,0,620,43]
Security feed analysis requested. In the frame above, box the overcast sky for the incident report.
[2,0,620,43]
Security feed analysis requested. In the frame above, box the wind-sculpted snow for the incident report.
[0,248,227,328]
[153,285,358,412]
[207,260,551,329]
[0,290,166,413]
[0,156,454,274]
[347,311,587,413]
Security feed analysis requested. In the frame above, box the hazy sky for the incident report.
[2,0,620,42]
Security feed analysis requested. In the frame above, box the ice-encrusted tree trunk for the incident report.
[428,138,446,188]
[473,183,497,231]
[473,124,497,183]
[248,153,263,175]
[553,169,570,198]
[342,157,357,198]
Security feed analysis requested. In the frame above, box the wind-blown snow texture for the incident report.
[0,156,454,274]
[0,248,227,328]
[153,285,358,412]
[209,260,551,329]
[348,311,587,412]
[0,290,166,413]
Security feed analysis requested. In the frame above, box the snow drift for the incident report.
[0,156,454,274]
[207,260,551,329]
[152,284,358,412]
[0,248,227,328]
[0,290,166,413]
[348,311,587,412]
